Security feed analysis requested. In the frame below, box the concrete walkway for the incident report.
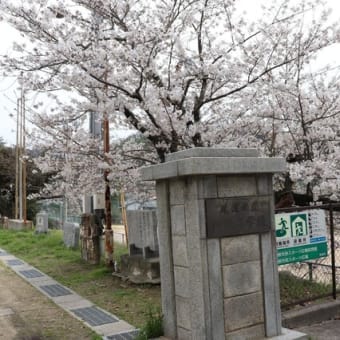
[0,248,138,339]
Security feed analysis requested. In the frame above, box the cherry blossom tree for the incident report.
[1,0,339,202]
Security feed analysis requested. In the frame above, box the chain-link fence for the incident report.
[276,204,340,310]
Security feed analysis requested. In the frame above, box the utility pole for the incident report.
[120,190,129,247]
[92,8,114,267]
[15,80,26,222]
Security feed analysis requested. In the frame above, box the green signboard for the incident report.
[275,210,328,265]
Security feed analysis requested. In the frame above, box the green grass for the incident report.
[0,228,161,328]
[279,271,332,308]
[135,308,163,340]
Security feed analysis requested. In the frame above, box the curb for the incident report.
[282,300,340,329]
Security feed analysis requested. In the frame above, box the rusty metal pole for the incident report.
[329,204,336,300]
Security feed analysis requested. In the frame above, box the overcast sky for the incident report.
[1,0,340,146]
[0,22,21,145]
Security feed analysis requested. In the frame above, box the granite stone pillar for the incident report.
[141,148,307,340]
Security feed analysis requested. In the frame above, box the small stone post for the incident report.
[35,211,49,233]
[141,148,307,340]
[80,213,101,265]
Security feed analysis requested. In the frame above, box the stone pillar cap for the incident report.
[141,148,286,181]
[165,147,259,161]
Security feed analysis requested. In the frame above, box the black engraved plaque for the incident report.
[205,196,272,238]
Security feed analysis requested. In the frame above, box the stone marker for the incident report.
[80,214,101,265]
[141,147,307,340]
[63,222,80,248]
[35,212,49,233]
[116,210,160,284]
[126,210,159,258]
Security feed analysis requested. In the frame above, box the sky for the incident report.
[1,0,340,146]
[0,22,22,146]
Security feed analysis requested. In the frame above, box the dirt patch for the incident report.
[0,264,96,340]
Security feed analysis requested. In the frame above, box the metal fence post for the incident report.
[329,204,336,300]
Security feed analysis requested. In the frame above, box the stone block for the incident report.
[197,199,207,239]
[174,266,190,298]
[177,327,192,340]
[170,205,186,236]
[224,292,264,332]
[169,179,185,205]
[222,261,262,297]
[63,222,80,248]
[80,214,101,265]
[261,232,282,336]
[217,175,257,197]
[141,161,178,181]
[142,148,286,181]
[165,147,259,162]
[172,236,188,267]
[155,181,177,339]
[185,243,207,340]
[35,212,48,233]
[256,174,273,195]
[184,201,201,241]
[7,219,32,230]
[207,239,225,340]
[176,157,286,178]
[221,235,260,265]
[225,323,265,340]
[126,211,143,252]
[139,164,154,181]
[197,175,218,199]
[142,210,158,253]
[119,254,160,284]
[126,210,158,257]
[176,296,191,330]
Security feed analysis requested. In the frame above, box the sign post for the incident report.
[275,210,328,265]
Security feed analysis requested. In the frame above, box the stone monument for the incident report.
[117,210,160,283]
[63,222,80,248]
[141,148,306,340]
[35,211,49,233]
[127,209,159,258]
[80,214,101,265]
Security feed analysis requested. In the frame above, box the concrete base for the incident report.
[152,329,307,340]
[7,219,33,230]
[116,254,160,284]
[268,328,308,340]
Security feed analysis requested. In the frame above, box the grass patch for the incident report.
[279,271,331,308]
[0,228,161,328]
[135,308,163,340]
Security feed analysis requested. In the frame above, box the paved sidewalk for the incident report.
[0,248,138,339]
[283,299,340,340]
[297,319,340,340]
